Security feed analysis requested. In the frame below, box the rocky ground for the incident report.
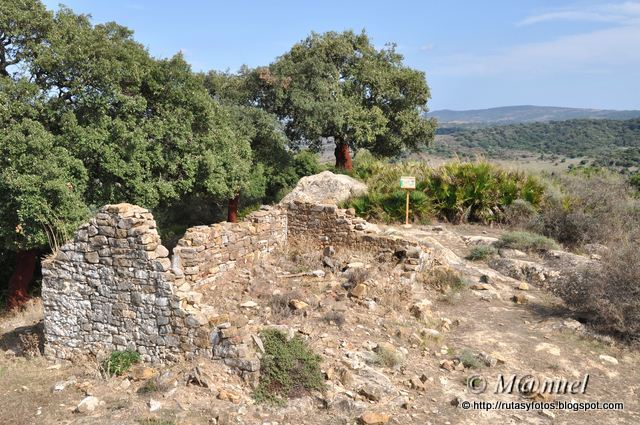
[1,223,639,425]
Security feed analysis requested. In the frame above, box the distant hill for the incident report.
[428,105,640,125]
[424,118,640,170]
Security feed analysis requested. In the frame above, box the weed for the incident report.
[496,231,559,252]
[102,350,141,377]
[466,245,497,261]
[254,329,324,405]
[137,379,158,394]
[421,267,467,293]
[458,349,482,369]
[322,311,346,328]
[347,267,370,286]
[372,344,404,368]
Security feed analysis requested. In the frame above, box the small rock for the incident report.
[323,256,336,269]
[130,366,157,381]
[599,354,618,365]
[76,396,100,414]
[470,283,491,290]
[240,301,258,309]
[289,299,309,310]
[252,335,265,354]
[562,319,584,331]
[517,282,530,291]
[149,398,161,412]
[512,294,528,304]
[439,360,455,371]
[410,299,432,320]
[479,275,491,284]
[323,246,335,257]
[218,389,242,404]
[359,412,391,425]
[186,366,214,388]
[409,377,426,391]
[350,283,367,298]
[347,262,365,269]
[310,269,326,278]
[358,386,382,402]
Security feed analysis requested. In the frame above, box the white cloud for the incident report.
[429,2,640,77]
[517,1,640,26]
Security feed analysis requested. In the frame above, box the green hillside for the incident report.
[428,118,640,169]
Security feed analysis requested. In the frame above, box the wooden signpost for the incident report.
[399,176,416,226]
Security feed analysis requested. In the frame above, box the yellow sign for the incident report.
[400,176,416,190]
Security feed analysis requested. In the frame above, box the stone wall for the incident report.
[173,206,287,286]
[41,204,212,362]
[285,201,433,278]
[42,200,432,364]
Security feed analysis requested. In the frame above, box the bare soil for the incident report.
[1,224,638,425]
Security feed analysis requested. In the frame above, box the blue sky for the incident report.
[42,0,640,111]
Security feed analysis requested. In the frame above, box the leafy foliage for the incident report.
[251,30,436,157]
[103,350,141,377]
[0,119,89,251]
[347,159,545,224]
[254,329,324,405]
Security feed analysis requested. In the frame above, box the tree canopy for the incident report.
[248,30,436,169]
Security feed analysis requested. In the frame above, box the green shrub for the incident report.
[496,231,559,252]
[347,160,545,225]
[466,245,497,261]
[423,161,544,223]
[103,350,141,377]
[254,329,324,405]
[458,349,482,369]
[292,150,321,177]
[349,189,432,224]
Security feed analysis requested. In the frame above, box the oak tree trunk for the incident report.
[334,141,353,171]
[227,193,240,223]
[7,249,37,310]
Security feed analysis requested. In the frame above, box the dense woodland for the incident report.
[436,118,640,169]
[0,1,435,307]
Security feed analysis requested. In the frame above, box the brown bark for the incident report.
[334,141,353,171]
[7,249,37,310]
[227,193,240,223]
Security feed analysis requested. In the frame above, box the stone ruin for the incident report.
[41,196,434,377]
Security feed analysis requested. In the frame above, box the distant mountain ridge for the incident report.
[428,105,640,125]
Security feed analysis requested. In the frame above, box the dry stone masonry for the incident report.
[42,199,433,365]
[173,206,287,286]
[41,204,215,362]
[286,201,432,280]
